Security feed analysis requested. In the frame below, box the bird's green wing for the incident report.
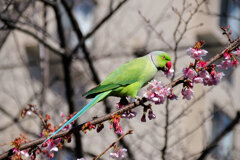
[83,56,151,98]
[83,83,121,98]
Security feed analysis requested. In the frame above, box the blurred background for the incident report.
[0,0,240,159]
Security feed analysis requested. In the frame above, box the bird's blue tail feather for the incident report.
[41,91,111,144]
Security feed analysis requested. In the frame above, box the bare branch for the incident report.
[61,0,101,84]
[72,0,129,54]
[197,111,240,160]
[161,100,170,160]
[0,18,65,56]
[138,11,173,50]
[94,130,133,160]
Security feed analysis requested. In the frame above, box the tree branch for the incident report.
[161,100,170,160]
[52,2,83,157]
[0,17,65,56]
[196,111,240,160]
[61,0,101,84]
[0,36,240,159]
[72,0,129,54]
[93,129,133,160]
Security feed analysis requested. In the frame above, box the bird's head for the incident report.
[149,51,172,74]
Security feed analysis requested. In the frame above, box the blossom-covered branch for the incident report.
[1,36,240,159]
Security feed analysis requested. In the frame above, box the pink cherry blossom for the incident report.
[202,71,224,86]
[148,110,156,120]
[193,77,203,83]
[232,49,240,57]
[20,150,29,158]
[110,116,124,135]
[50,147,58,152]
[117,103,137,119]
[141,113,146,122]
[143,80,170,104]
[217,60,232,70]
[223,51,231,59]
[168,93,178,100]
[198,70,210,79]
[115,127,123,135]
[183,68,197,80]
[57,113,73,131]
[232,59,239,66]
[144,80,177,103]
[211,72,224,85]
[182,88,193,100]
[197,60,207,68]
[42,140,59,158]
[110,148,127,160]
[12,147,18,154]
[114,120,123,135]
[187,48,208,60]
[121,112,136,119]
[165,68,174,77]
[146,79,161,90]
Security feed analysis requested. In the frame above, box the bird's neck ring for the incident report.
[149,53,161,70]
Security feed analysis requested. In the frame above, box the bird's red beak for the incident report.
[166,61,171,73]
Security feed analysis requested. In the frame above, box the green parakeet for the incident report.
[42,51,171,143]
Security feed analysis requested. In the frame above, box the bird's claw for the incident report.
[120,97,129,105]
[135,96,142,102]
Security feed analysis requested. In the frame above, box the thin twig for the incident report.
[172,0,207,81]
[0,19,65,56]
[72,0,129,54]
[168,113,212,149]
[169,87,213,125]
[138,11,173,50]
[93,130,134,160]
[161,100,170,160]
[220,25,233,43]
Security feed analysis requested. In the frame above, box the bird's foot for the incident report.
[119,97,129,105]
[135,96,142,102]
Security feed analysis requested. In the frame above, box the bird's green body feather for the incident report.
[83,55,157,98]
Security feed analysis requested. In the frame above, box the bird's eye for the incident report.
[162,56,166,59]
